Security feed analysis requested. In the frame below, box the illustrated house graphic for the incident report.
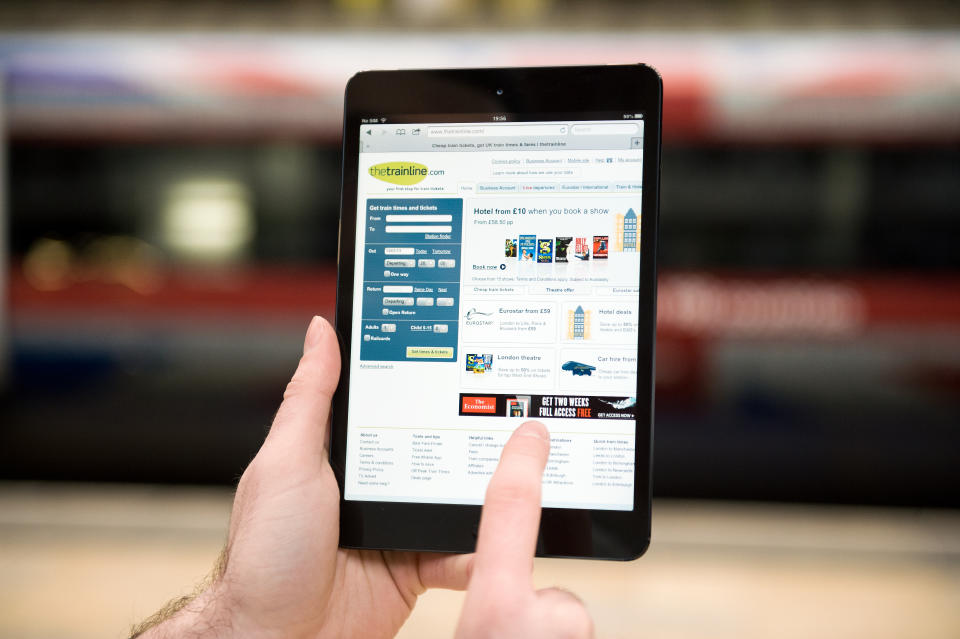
[566,305,591,340]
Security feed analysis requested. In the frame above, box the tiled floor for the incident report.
[1,483,958,639]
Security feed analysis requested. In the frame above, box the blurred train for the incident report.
[2,33,958,504]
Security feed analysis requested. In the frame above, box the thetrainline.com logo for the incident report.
[368,162,443,185]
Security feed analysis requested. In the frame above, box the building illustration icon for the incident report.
[614,208,639,252]
[566,305,592,340]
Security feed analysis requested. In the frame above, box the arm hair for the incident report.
[129,546,229,638]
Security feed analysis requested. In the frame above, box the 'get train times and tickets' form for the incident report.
[346,119,643,510]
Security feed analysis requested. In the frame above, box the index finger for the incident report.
[471,421,550,592]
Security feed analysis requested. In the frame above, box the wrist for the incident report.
[134,583,235,639]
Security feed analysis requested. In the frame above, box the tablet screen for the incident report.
[346,114,644,510]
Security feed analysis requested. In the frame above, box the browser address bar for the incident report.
[427,124,568,137]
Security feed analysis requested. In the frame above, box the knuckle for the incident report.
[282,367,310,401]
[540,589,593,638]
[553,601,593,639]
[570,605,594,638]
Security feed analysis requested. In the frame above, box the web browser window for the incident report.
[346,115,644,510]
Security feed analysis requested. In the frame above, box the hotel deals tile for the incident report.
[368,162,445,185]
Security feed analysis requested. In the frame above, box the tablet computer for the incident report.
[331,65,661,560]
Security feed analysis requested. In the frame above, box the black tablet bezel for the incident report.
[331,65,661,560]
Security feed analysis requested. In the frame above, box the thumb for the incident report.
[265,315,341,461]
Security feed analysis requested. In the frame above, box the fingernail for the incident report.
[517,420,549,443]
[304,315,325,354]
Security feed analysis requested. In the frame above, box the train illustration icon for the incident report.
[561,360,597,376]
[464,308,493,320]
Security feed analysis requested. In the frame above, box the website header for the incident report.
[360,120,644,153]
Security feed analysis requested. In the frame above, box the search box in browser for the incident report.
[571,123,640,135]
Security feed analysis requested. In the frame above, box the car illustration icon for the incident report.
[561,360,596,376]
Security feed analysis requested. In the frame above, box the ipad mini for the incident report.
[331,65,661,559]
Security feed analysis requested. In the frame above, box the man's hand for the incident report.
[455,421,594,639]
[135,315,593,639]
[136,316,471,639]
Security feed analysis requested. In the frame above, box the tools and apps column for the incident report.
[360,198,463,362]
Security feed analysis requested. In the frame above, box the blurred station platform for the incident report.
[2,5,959,638]
[0,482,957,639]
